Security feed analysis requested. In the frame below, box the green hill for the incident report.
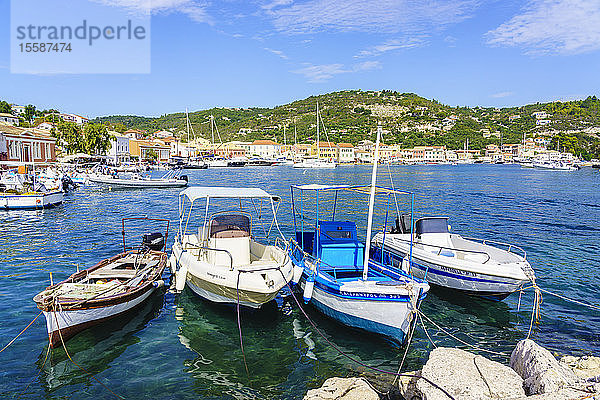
[88,90,600,160]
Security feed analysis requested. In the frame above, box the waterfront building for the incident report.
[108,132,131,164]
[0,124,56,162]
[292,143,312,158]
[129,139,170,162]
[124,129,147,140]
[248,139,282,158]
[311,141,338,162]
[355,149,372,163]
[0,113,19,126]
[35,122,56,131]
[337,143,355,163]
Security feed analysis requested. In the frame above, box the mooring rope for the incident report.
[0,310,43,354]
[235,270,250,379]
[52,305,125,399]
[17,341,51,399]
[274,268,457,400]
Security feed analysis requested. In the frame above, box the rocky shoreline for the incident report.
[304,340,599,400]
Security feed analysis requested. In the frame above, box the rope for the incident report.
[276,268,456,400]
[17,341,51,399]
[418,311,510,357]
[235,270,250,379]
[418,312,438,349]
[52,306,125,399]
[539,287,600,312]
[0,311,43,354]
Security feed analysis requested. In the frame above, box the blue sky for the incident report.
[1,0,600,117]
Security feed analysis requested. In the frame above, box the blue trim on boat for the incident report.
[0,202,62,210]
[309,294,406,344]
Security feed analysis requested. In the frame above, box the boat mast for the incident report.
[210,115,215,156]
[362,124,382,280]
[316,102,320,160]
[185,108,191,158]
[283,124,287,158]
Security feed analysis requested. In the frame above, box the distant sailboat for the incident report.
[293,102,337,169]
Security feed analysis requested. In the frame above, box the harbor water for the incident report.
[1,164,599,399]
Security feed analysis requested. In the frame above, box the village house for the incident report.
[129,139,170,163]
[0,113,19,126]
[354,149,372,163]
[248,139,282,158]
[312,141,338,161]
[531,111,549,119]
[59,113,89,126]
[0,124,56,162]
[10,104,26,116]
[107,132,131,164]
[337,143,355,163]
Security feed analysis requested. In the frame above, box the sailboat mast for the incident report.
[316,102,320,160]
[210,115,215,156]
[362,124,382,280]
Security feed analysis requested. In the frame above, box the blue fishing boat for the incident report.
[288,126,429,345]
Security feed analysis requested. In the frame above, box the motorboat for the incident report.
[89,169,188,188]
[532,160,579,171]
[372,215,534,301]
[33,217,169,347]
[0,169,63,210]
[246,157,276,167]
[169,186,298,308]
[288,126,429,345]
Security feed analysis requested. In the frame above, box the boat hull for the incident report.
[186,273,277,308]
[299,279,413,345]
[89,177,188,188]
[42,286,156,348]
[0,191,63,210]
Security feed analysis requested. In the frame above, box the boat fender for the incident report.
[401,257,410,274]
[303,276,314,303]
[153,280,165,288]
[292,264,304,285]
[168,254,177,274]
[175,266,188,292]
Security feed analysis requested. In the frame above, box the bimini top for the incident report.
[292,184,411,196]
[180,186,280,201]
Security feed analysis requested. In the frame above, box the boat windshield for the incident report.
[415,218,449,235]
[210,214,250,238]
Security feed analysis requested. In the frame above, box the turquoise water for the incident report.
[1,165,599,399]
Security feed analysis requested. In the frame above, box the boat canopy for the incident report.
[291,184,411,196]
[180,186,280,201]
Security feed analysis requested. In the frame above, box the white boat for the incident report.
[293,102,337,169]
[372,216,534,300]
[288,125,429,345]
[0,171,63,210]
[89,169,188,188]
[169,186,298,308]
[33,219,168,347]
[532,160,579,171]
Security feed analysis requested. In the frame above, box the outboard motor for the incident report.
[180,175,188,182]
[61,176,77,192]
[142,232,165,251]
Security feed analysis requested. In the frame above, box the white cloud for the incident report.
[293,63,348,82]
[261,0,294,10]
[353,60,382,71]
[355,37,427,57]
[486,0,600,55]
[293,61,382,82]
[93,0,212,23]
[266,0,479,34]
[491,91,514,98]
[264,47,289,59]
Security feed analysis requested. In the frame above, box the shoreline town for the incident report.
[1,101,599,400]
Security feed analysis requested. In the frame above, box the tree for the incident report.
[0,101,11,114]
[113,122,127,133]
[145,149,158,161]
[24,104,36,123]
[52,121,83,154]
[83,123,112,155]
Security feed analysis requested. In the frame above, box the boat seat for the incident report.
[420,233,456,257]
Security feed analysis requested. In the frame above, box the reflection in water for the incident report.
[38,291,165,393]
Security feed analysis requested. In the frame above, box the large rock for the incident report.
[560,355,600,380]
[510,339,580,395]
[304,377,379,400]
[414,347,525,400]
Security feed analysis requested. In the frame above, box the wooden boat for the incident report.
[33,218,169,348]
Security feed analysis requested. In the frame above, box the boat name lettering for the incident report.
[438,265,478,277]
[206,272,226,280]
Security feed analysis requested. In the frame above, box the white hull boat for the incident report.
[89,170,188,188]
[170,186,298,308]
[0,190,63,210]
[372,216,533,300]
[292,159,337,169]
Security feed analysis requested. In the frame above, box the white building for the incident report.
[0,113,19,126]
[531,111,549,119]
[10,105,26,116]
[337,143,355,163]
[108,133,130,164]
[59,113,89,125]
[36,122,56,131]
[248,140,282,158]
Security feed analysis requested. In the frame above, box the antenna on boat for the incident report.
[362,123,382,280]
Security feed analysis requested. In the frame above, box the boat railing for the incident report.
[383,235,492,264]
[459,235,527,259]
[184,243,234,271]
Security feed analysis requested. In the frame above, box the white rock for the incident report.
[560,355,600,380]
[415,347,525,400]
[510,339,580,395]
[303,377,379,400]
